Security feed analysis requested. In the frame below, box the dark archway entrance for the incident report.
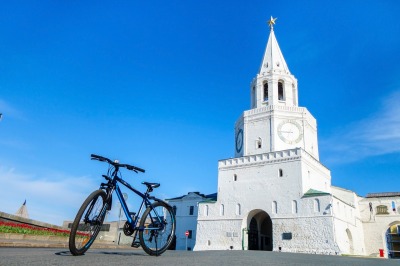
[248,217,258,250]
[247,210,272,251]
[386,222,400,259]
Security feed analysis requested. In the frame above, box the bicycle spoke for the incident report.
[139,202,175,255]
[69,190,107,255]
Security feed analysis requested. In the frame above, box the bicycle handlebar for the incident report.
[91,154,145,173]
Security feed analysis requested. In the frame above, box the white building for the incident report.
[166,192,217,250]
[192,18,400,258]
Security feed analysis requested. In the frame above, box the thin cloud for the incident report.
[321,90,400,164]
[0,166,98,225]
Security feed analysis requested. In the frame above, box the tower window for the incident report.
[279,169,283,177]
[233,174,237,181]
[278,81,285,101]
[292,200,298,214]
[314,199,320,212]
[263,82,268,101]
[273,201,278,214]
[220,204,225,216]
[236,204,241,215]
[189,206,194,215]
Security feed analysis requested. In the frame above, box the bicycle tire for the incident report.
[69,189,107,256]
[139,201,176,256]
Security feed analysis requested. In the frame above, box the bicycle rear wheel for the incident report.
[69,189,107,256]
[139,201,176,256]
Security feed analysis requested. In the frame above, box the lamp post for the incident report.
[116,193,128,245]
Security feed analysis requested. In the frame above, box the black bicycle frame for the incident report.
[99,167,166,235]
[114,176,152,227]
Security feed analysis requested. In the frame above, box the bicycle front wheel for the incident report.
[139,201,176,256]
[69,189,107,256]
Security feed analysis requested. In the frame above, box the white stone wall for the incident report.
[217,150,304,209]
[300,152,331,194]
[273,216,339,254]
[195,149,339,254]
[194,216,243,250]
[195,196,341,254]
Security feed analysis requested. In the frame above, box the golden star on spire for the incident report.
[268,16,277,30]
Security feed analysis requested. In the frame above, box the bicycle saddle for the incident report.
[142,182,160,189]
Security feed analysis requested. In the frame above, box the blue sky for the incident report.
[1,1,399,225]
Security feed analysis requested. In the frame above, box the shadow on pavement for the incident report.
[55,250,146,257]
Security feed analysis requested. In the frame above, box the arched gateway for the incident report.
[386,222,400,258]
[247,210,273,251]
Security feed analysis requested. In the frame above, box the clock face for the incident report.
[277,120,303,144]
[235,128,243,153]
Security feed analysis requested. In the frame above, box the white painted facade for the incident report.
[166,192,217,250]
[191,20,400,258]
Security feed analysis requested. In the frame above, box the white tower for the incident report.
[195,18,337,253]
[234,17,319,159]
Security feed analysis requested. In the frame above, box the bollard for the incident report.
[379,249,384,257]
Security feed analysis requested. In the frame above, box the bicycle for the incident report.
[68,154,176,256]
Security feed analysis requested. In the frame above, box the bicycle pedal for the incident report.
[131,241,141,248]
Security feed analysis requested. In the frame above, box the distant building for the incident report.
[166,192,217,250]
[189,18,400,259]
[360,193,400,258]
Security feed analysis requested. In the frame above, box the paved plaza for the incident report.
[0,248,398,266]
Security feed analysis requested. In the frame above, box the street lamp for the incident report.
[116,193,128,245]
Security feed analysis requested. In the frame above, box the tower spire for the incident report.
[259,16,290,75]
[15,200,29,219]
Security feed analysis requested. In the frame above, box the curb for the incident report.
[0,237,136,250]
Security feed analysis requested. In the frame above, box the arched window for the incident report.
[272,201,278,214]
[233,174,237,181]
[314,199,320,212]
[279,169,283,177]
[292,200,298,214]
[220,204,224,216]
[236,204,241,215]
[263,82,268,101]
[278,81,285,101]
